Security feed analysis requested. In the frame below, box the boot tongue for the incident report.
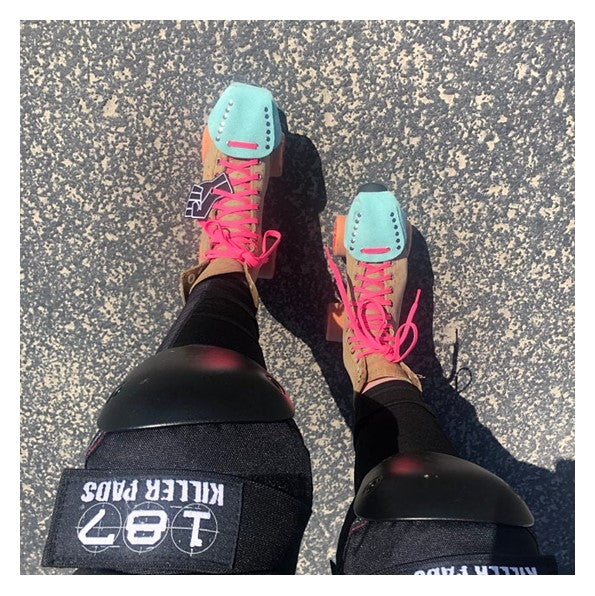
[201,156,259,258]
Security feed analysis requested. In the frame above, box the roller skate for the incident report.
[180,82,285,305]
[325,183,422,393]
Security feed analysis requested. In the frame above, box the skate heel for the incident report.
[326,302,344,342]
[332,215,347,256]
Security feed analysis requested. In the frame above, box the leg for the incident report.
[328,184,558,575]
[158,271,265,367]
[43,83,312,575]
[336,379,548,575]
[352,380,457,490]
[79,271,312,574]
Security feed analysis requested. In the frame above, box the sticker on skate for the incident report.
[185,173,233,220]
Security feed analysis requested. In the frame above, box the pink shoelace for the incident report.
[200,157,281,268]
[325,246,421,362]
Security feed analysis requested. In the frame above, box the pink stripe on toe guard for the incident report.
[227,140,259,149]
[361,247,390,254]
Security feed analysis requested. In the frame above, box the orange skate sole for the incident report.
[326,214,348,341]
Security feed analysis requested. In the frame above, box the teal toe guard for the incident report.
[345,191,407,263]
[207,82,282,159]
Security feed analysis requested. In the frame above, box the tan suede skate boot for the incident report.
[326,183,422,393]
[180,82,285,307]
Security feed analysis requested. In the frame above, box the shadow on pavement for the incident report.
[258,117,575,574]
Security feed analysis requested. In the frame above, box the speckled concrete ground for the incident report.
[20,20,574,574]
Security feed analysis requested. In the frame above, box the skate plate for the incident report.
[326,302,344,342]
[332,215,347,256]
[258,244,277,280]
[269,134,285,178]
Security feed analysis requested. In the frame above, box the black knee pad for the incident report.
[43,345,312,574]
[86,420,312,510]
[354,451,533,526]
[335,451,557,575]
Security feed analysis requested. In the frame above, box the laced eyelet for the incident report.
[325,247,421,366]
[200,156,281,267]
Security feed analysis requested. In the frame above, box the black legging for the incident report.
[159,273,457,484]
[83,272,312,574]
[353,381,457,489]
[158,272,266,367]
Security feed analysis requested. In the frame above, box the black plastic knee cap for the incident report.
[98,344,294,431]
[354,451,534,527]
